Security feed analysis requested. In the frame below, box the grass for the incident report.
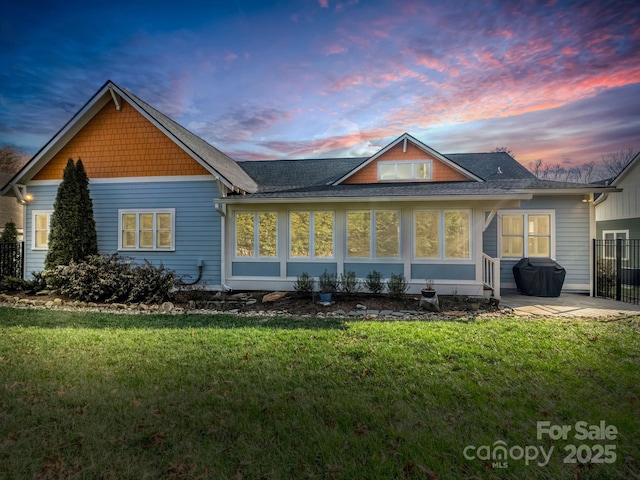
[0,307,639,479]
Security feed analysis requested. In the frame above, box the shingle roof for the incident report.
[238,157,366,192]
[444,152,534,180]
[226,177,612,200]
[238,150,535,194]
[114,83,258,193]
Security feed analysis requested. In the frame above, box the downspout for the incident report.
[215,180,231,291]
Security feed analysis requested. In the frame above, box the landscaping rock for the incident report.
[53,298,63,307]
[45,300,54,308]
[246,299,257,305]
[262,291,288,303]
[356,303,367,310]
[36,290,51,296]
[161,302,174,313]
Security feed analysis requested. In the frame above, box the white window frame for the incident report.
[498,209,555,259]
[346,209,401,260]
[412,209,473,261]
[378,160,433,181]
[32,210,53,250]
[233,211,279,259]
[288,210,335,260]
[602,230,629,260]
[118,208,175,251]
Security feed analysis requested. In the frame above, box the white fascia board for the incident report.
[109,84,234,192]
[216,193,533,205]
[331,133,484,185]
[519,187,622,195]
[4,90,113,190]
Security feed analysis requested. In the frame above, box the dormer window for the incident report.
[378,161,432,181]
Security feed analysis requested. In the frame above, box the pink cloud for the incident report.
[323,43,348,55]
[319,0,329,8]
[330,74,365,91]
[224,52,238,62]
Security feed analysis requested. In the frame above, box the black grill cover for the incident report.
[512,258,566,297]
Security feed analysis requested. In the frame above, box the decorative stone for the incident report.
[45,300,54,308]
[245,299,257,305]
[419,295,440,312]
[161,302,174,313]
[36,290,51,296]
[186,300,196,310]
[333,309,346,316]
[356,303,367,310]
[88,302,98,308]
[228,309,240,314]
[262,291,288,303]
[380,310,393,316]
[52,298,63,306]
[17,298,30,304]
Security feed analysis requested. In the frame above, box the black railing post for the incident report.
[592,238,597,297]
[616,238,622,301]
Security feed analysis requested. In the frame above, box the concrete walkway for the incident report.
[500,292,640,318]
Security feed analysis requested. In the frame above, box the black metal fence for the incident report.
[593,239,640,305]
[0,242,24,281]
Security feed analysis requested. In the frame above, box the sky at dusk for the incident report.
[1,0,639,173]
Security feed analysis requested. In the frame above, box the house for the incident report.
[0,80,620,298]
[595,151,640,240]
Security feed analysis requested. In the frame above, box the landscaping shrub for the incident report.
[339,270,361,295]
[0,276,32,293]
[46,254,175,304]
[365,270,385,295]
[318,270,338,294]
[386,273,409,299]
[293,272,315,298]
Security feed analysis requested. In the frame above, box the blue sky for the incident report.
[1,0,638,170]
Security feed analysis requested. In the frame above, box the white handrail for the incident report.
[482,253,501,299]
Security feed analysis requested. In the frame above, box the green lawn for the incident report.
[1,307,638,479]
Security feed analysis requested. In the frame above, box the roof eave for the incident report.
[216,193,534,204]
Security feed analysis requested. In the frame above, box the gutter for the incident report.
[214,193,535,205]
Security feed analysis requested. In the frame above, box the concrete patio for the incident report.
[500,291,640,318]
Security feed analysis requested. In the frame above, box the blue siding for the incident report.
[287,262,337,277]
[25,180,222,285]
[344,263,404,278]
[490,196,592,290]
[232,262,280,277]
[483,215,498,257]
[411,263,475,280]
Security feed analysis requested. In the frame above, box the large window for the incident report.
[347,210,400,258]
[235,212,277,258]
[500,211,552,258]
[414,209,471,260]
[32,210,52,249]
[289,211,334,258]
[378,161,432,181]
[119,209,175,251]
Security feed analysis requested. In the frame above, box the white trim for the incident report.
[31,210,53,250]
[412,208,473,261]
[345,209,402,260]
[602,229,629,260]
[377,160,433,181]
[216,194,533,205]
[117,208,176,251]
[497,209,556,259]
[233,211,279,260]
[288,210,336,260]
[332,133,484,185]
